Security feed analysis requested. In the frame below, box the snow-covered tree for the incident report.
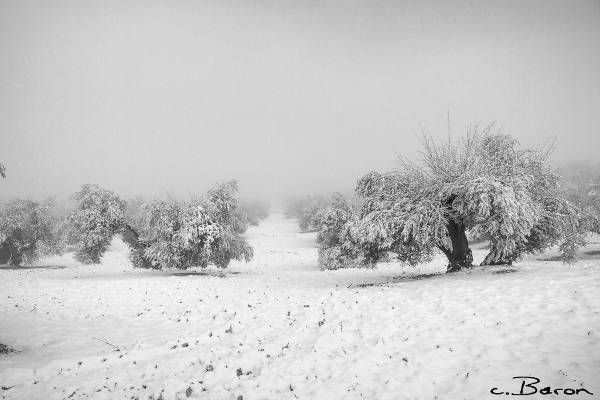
[233,206,250,233]
[127,200,189,269]
[0,199,63,265]
[316,193,365,270]
[355,125,585,272]
[124,181,253,270]
[206,180,249,236]
[68,184,126,264]
[0,162,5,179]
[204,182,255,268]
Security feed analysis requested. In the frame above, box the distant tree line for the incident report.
[284,195,328,232]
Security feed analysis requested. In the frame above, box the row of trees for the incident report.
[285,195,328,232]
[0,179,268,268]
[293,127,600,272]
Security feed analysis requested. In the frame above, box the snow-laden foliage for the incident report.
[354,125,585,271]
[0,199,64,265]
[233,207,250,234]
[68,184,126,264]
[0,162,5,179]
[206,180,254,237]
[315,193,365,270]
[125,181,253,270]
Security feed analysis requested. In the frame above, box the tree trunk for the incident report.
[9,251,23,266]
[444,220,473,272]
[7,243,22,266]
[0,241,10,264]
[120,224,154,269]
[0,239,23,266]
[480,247,512,266]
[121,224,141,247]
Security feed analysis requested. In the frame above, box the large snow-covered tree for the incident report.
[123,180,253,270]
[68,184,126,264]
[0,199,63,265]
[355,125,585,272]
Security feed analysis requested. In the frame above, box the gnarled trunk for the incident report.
[121,224,140,247]
[480,247,513,266]
[120,224,154,269]
[0,241,10,264]
[442,220,473,272]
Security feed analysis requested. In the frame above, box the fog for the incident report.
[1,0,599,202]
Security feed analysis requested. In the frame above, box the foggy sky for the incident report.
[1,0,599,201]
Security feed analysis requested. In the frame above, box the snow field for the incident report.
[1,213,599,399]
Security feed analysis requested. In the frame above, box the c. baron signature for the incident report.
[491,376,594,396]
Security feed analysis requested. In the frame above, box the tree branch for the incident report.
[92,337,122,352]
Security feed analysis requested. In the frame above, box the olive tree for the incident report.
[315,193,364,270]
[354,125,585,272]
[0,199,63,265]
[68,184,126,264]
[123,180,253,270]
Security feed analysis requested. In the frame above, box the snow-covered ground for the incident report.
[1,213,599,399]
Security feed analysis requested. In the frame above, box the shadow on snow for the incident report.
[348,267,519,288]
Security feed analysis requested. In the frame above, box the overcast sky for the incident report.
[1,0,599,201]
